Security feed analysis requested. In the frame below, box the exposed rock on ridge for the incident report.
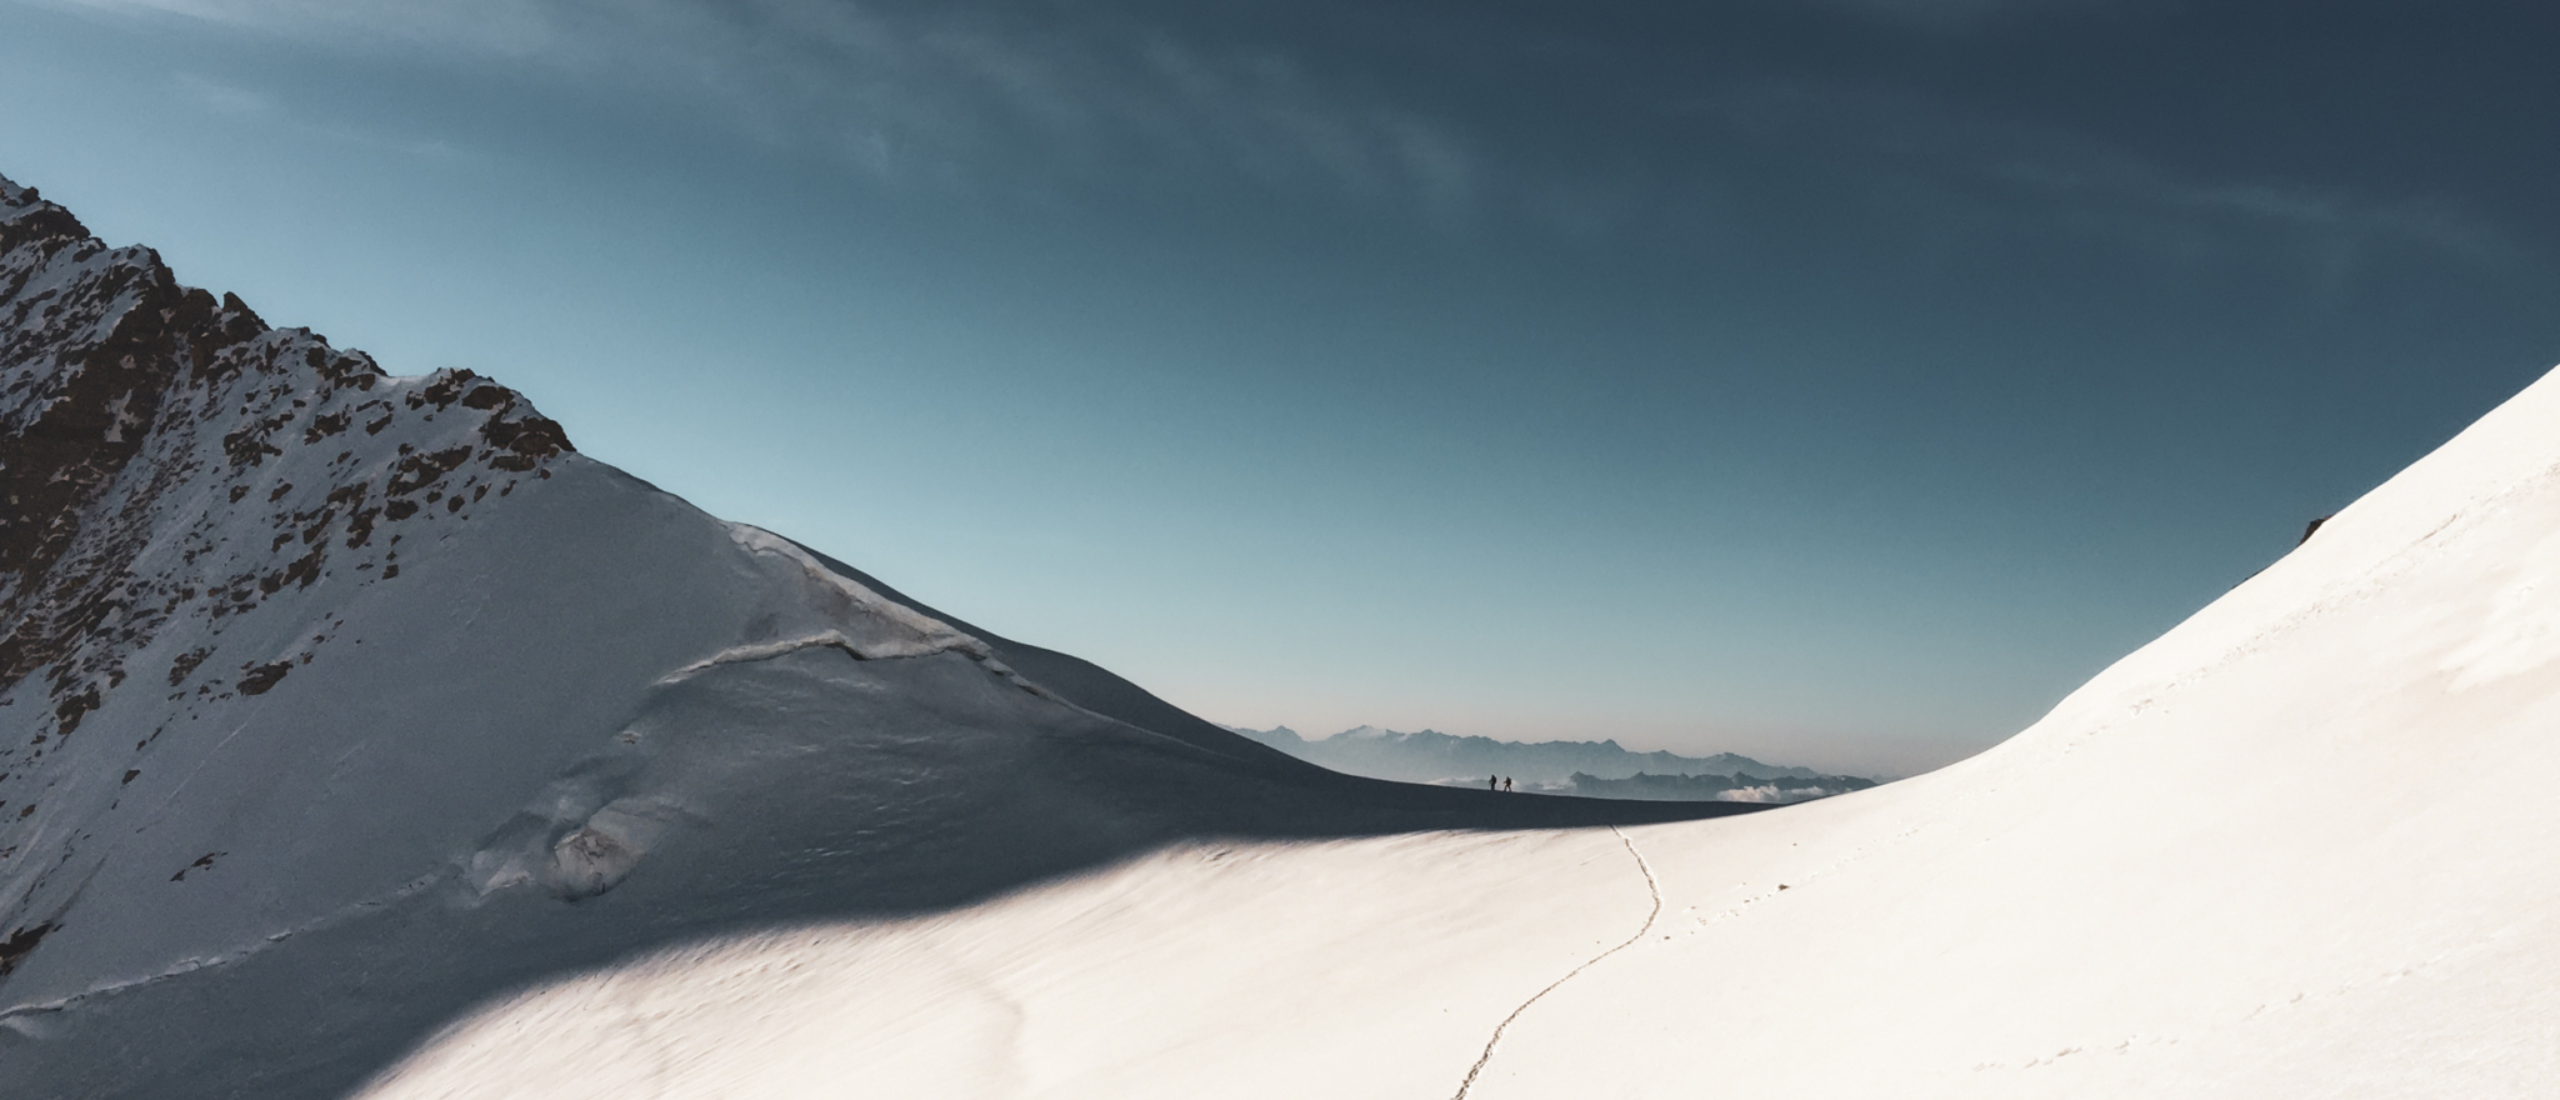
[0,174,569,720]
[0,172,573,976]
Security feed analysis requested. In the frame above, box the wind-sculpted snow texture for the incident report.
[0,174,1757,1099]
[356,379,2560,1093]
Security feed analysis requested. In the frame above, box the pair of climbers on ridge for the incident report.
[1487,775,1513,792]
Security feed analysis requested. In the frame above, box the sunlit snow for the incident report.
[361,370,2560,1098]
[4,168,2555,1098]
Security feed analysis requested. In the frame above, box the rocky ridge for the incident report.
[1,175,578,966]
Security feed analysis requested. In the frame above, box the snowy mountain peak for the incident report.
[0,192,571,740]
[0,172,1757,1097]
[0,173,606,1005]
[0,177,89,255]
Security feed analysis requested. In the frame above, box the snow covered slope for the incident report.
[13,167,2554,1098]
[353,377,2560,1089]
[0,174,1760,1098]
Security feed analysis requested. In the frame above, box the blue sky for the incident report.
[5,0,2555,774]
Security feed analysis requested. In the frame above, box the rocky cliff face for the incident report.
[0,177,571,711]
[1,176,574,970]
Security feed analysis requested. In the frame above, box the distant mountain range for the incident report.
[1227,726,1876,800]
[1567,771,1876,803]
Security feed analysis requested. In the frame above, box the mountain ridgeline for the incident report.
[0,171,1775,1099]
[1231,726,1878,800]
[10,170,2558,1099]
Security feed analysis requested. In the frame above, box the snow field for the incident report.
[11,173,2559,1098]
[360,828,1659,1100]
[357,366,2560,1098]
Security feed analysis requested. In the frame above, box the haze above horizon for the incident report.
[4,0,2555,775]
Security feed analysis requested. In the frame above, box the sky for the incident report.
[3,0,2555,775]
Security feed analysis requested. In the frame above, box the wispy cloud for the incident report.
[174,72,274,116]
[1799,0,2118,32]
[165,68,477,161]
[43,0,561,55]
[50,0,1481,222]
[39,0,2502,276]
[1701,78,2520,278]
